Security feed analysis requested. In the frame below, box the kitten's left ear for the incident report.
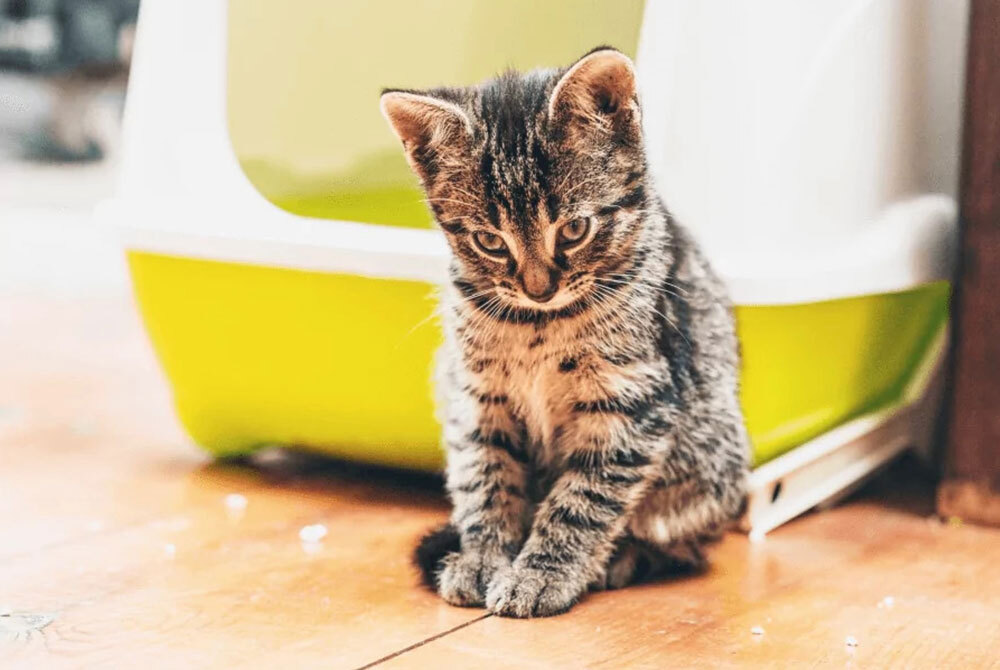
[547,47,640,141]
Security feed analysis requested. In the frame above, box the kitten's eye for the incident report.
[472,231,509,256]
[558,219,590,246]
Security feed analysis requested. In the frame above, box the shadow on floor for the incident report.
[193,446,449,511]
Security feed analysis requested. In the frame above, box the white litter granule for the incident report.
[86,520,105,532]
[299,524,328,543]
[300,541,323,556]
[224,493,248,512]
[748,530,766,544]
[163,543,177,559]
[878,596,895,609]
[751,626,765,636]
[845,635,859,648]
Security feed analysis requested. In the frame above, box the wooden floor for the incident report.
[3,294,1000,670]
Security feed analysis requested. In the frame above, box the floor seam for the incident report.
[356,613,493,670]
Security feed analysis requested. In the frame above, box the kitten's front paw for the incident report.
[437,550,509,608]
[486,563,585,618]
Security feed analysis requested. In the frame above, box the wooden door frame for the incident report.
[937,0,1000,526]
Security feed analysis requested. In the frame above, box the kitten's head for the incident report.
[381,47,649,312]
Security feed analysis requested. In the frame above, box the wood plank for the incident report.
[0,294,480,669]
[0,295,195,558]
[380,498,1000,669]
[942,0,1000,524]
[1,459,479,670]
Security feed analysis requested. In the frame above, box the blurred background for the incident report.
[0,0,136,300]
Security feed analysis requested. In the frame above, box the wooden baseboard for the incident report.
[937,479,1000,527]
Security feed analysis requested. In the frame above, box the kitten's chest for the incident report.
[501,336,576,466]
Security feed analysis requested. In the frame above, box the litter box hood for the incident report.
[103,0,958,487]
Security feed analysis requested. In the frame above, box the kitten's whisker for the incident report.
[601,273,690,297]
[597,277,687,300]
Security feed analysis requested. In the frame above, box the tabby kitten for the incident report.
[381,47,749,618]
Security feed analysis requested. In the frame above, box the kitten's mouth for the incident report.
[504,289,585,312]
[509,291,574,310]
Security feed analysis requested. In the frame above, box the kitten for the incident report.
[381,47,749,618]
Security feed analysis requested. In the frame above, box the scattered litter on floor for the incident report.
[845,635,859,648]
[878,596,895,609]
[85,520,105,532]
[748,530,766,544]
[299,524,328,543]
[947,516,964,528]
[163,543,176,559]
[0,605,12,616]
[0,611,55,637]
[751,626,765,637]
[225,493,248,516]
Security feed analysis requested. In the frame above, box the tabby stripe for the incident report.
[597,185,645,217]
[549,505,609,531]
[600,350,644,366]
[602,470,645,485]
[454,480,483,494]
[470,428,529,464]
[614,184,646,210]
[439,219,466,234]
[479,152,503,229]
[577,488,626,513]
[504,484,526,499]
[572,383,680,420]
[523,547,577,570]
[566,447,652,471]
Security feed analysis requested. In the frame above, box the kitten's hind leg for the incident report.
[604,476,743,589]
[595,535,708,590]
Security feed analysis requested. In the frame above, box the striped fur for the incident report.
[382,48,749,618]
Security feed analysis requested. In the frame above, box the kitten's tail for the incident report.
[413,522,460,589]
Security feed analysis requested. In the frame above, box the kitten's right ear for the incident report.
[547,48,640,146]
[380,90,473,183]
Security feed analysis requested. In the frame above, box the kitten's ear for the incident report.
[380,90,473,183]
[547,48,640,142]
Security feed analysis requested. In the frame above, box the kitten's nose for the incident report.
[520,266,560,303]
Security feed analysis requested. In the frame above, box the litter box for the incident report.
[103,0,965,535]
